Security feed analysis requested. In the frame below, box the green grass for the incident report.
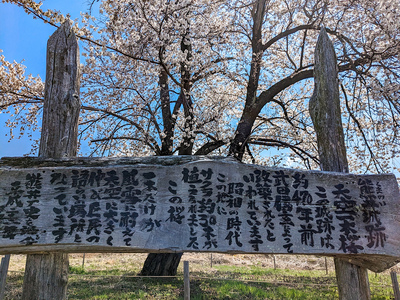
[65,267,394,299]
[68,276,184,299]
[4,262,396,299]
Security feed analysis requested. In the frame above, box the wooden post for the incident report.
[82,253,86,270]
[184,261,190,300]
[0,255,10,300]
[325,257,328,275]
[391,271,400,300]
[309,28,371,300]
[21,21,80,300]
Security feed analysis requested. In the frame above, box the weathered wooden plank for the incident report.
[38,21,80,159]
[309,27,371,299]
[0,156,399,273]
[21,20,80,300]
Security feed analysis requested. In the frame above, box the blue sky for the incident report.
[0,1,94,157]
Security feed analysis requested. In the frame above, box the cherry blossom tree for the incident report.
[227,0,400,174]
[1,0,400,275]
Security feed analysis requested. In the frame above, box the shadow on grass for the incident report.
[68,275,184,299]
[67,274,338,300]
[2,267,394,299]
[190,278,337,300]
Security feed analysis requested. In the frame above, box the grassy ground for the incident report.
[3,253,397,299]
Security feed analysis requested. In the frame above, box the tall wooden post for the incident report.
[21,21,80,300]
[309,28,371,300]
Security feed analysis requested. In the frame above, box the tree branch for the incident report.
[81,105,161,154]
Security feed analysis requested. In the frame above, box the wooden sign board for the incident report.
[0,156,399,272]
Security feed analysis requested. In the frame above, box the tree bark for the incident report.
[229,1,266,161]
[22,21,80,300]
[309,27,370,300]
[141,31,195,277]
[159,68,174,156]
[139,253,183,276]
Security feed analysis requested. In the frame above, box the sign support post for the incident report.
[310,28,371,300]
[21,21,80,300]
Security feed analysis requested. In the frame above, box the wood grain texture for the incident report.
[38,21,80,159]
[309,28,371,300]
[22,21,80,300]
[22,253,68,300]
[0,255,10,300]
[391,271,400,300]
[309,28,348,174]
[0,156,399,273]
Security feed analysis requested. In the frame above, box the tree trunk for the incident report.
[229,107,259,160]
[139,253,183,276]
[140,32,195,277]
[159,68,174,156]
[229,0,266,161]
[309,27,370,300]
[22,21,80,300]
